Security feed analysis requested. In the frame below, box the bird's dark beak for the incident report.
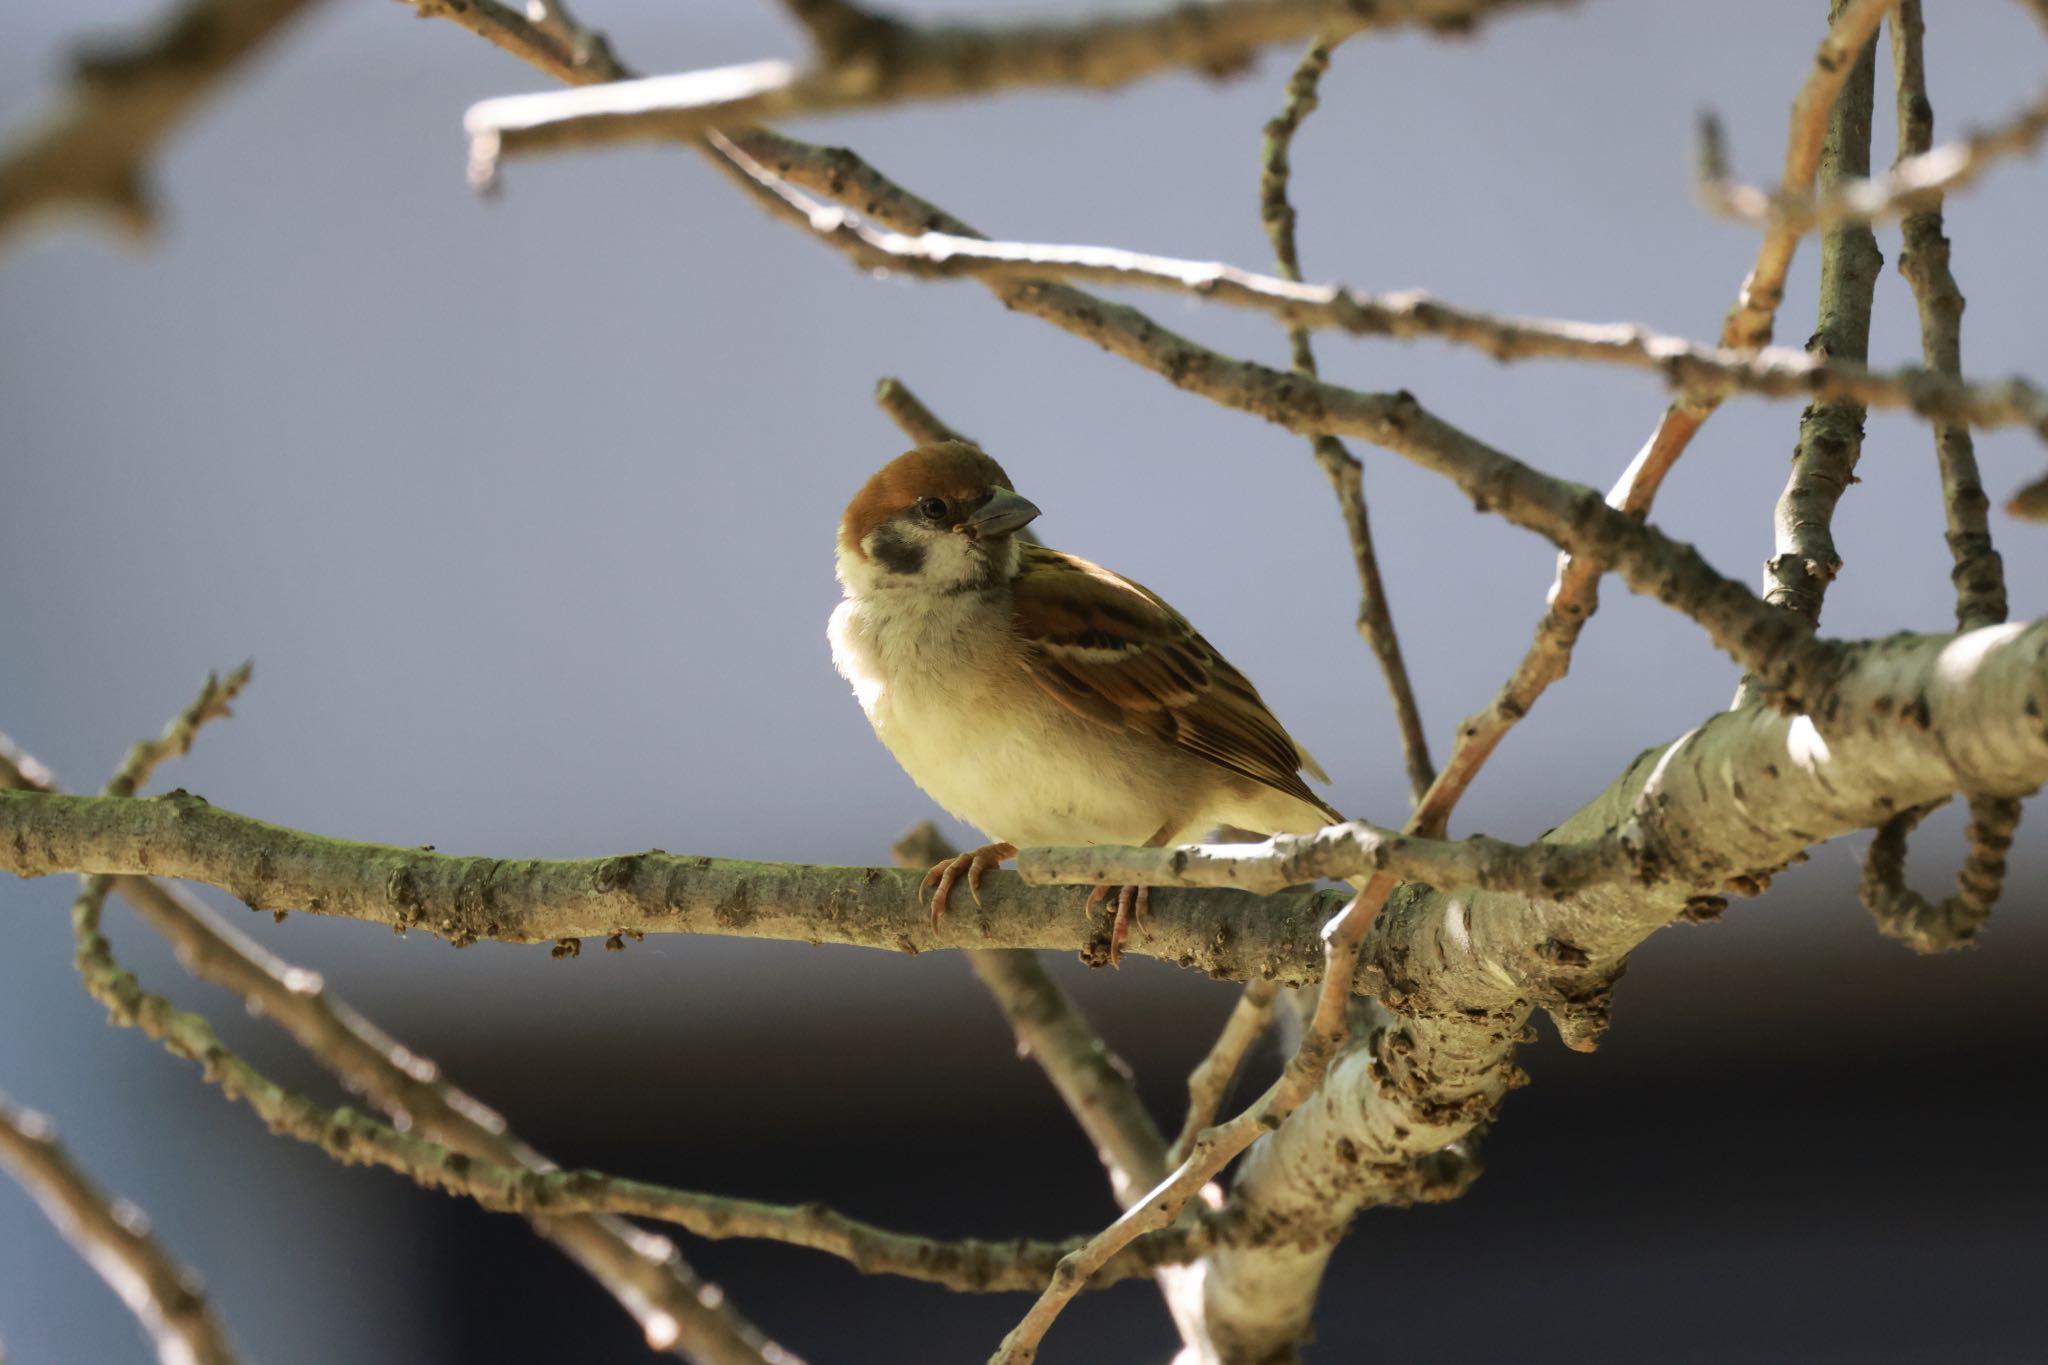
[961,488,1040,538]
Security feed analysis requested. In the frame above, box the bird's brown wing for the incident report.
[1008,544,1337,819]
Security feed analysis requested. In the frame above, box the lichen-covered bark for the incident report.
[1198,620,2048,1359]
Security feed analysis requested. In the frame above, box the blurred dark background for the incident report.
[2,1,2044,1361]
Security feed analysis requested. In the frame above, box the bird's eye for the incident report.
[916,497,949,521]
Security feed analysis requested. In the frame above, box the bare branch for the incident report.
[0,0,323,245]
[70,871,805,1365]
[406,0,631,83]
[874,376,974,446]
[17,623,2043,963]
[2010,471,2048,519]
[0,1089,241,1365]
[1018,819,1645,898]
[3,789,1346,978]
[1166,980,1278,1169]
[107,663,250,799]
[685,203,2048,443]
[890,820,1169,1204]
[3,752,760,1360]
[1395,1,1908,843]
[1860,793,2023,952]
[708,128,1849,708]
[1723,0,1900,352]
[1889,2,2011,639]
[516,0,622,78]
[63,863,1196,1298]
[994,863,1393,1363]
[462,0,1571,180]
[1261,36,1435,801]
[1751,1,1884,640]
[1858,0,2023,954]
[1698,84,2048,236]
[1198,617,2048,1358]
[49,669,793,1365]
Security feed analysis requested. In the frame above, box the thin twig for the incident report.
[460,0,1569,180]
[991,869,1395,1363]
[1859,0,2024,953]
[1261,36,1434,801]
[0,1089,242,1365]
[1403,0,1903,837]
[517,0,621,77]
[1698,84,2048,236]
[65,867,1194,1298]
[409,0,632,83]
[875,377,974,446]
[2010,472,2048,519]
[1724,0,1900,353]
[1166,981,1279,1169]
[1890,2,2009,637]
[1860,794,2022,952]
[0,0,323,245]
[107,662,251,798]
[889,821,1169,1204]
[2,756,762,1361]
[1740,0,1884,709]
[76,674,791,1364]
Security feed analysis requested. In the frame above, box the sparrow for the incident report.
[829,441,1339,961]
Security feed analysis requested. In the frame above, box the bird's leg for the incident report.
[918,841,1017,930]
[1087,825,1175,967]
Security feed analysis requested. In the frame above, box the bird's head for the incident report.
[836,441,1042,594]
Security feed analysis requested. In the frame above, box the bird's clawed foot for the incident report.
[1085,883,1151,967]
[918,842,1017,930]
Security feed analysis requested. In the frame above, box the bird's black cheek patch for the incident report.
[869,525,927,575]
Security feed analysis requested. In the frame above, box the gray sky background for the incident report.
[3,1,2046,1361]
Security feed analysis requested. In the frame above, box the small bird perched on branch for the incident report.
[829,441,1339,961]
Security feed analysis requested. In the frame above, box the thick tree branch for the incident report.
[9,625,2044,958]
[461,0,1569,180]
[1,789,1345,978]
[12,624,2043,1358]
[0,0,323,245]
[0,1091,242,1365]
[1018,819,1646,898]
[1196,617,2048,1360]
[1889,0,2010,641]
[407,0,631,84]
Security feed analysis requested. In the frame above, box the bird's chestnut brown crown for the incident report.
[840,442,1041,577]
